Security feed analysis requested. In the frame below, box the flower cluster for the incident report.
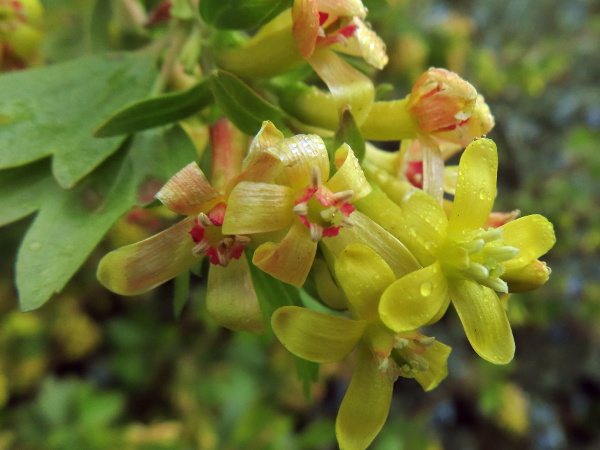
[97,1,556,448]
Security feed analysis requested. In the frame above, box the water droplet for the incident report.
[479,189,488,200]
[29,242,41,251]
[420,281,432,296]
[409,227,417,237]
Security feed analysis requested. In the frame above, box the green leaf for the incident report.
[246,253,318,396]
[210,70,287,135]
[173,269,191,317]
[333,107,366,164]
[16,125,197,311]
[0,52,157,188]
[95,80,213,137]
[0,159,55,226]
[200,0,292,30]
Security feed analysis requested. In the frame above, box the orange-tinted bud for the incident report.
[408,68,477,135]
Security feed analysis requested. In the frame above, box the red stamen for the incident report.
[405,161,424,189]
[318,11,329,25]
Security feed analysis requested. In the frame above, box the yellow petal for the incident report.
[334,245,396,322]
[309,50,374,125]
[97,217,198,295]
[414,340,451,391]
[206,256,265,334]
[326,143,371,201]
[221,182,295,235]
[448,138,498,236]
[253,221,317,287]
[336,345,392,450]
[272,306,366,363]
[245,121,285,161]
[323,210,421,278]
[318,0,367,18]
[503,259,551,292]
[500,215,556,270]
[379,261,448,332]
[229,151,283,193]
[266,134,330,190]
[364,188,447,268]
[155,162,219,215]
[450,280,515,364]
[311,258,348,310]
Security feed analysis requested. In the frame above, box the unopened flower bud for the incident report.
[408,68,478,134]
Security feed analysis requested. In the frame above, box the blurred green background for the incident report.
[1,0,599,448]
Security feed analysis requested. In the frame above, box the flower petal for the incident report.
[333,17,388,69]
[357,188,446,267]
[97,217,198,295]
[272,306,366,363]
[448,138,498,236]
[244,121,286,165]
[309,50,374,125]
[222,182,295,235]
[292,0,319,59]
[503,259,551,292]
[420,134,445,204]
[311,258,348,310]
[323,210,421,278]
[318,0,367,18]
[414,340,451,391]
[500,215,556,270]
[326,143,371,201]
[336,345,392,450]
[379,261,448,332]
[450,280,515,364]
[266,134,330,190]
[206,256,265,334]
[334,245,396,322]
[155,162,220,215]
[253,221,317,287]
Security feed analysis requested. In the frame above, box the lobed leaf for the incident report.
[0,53,157,188]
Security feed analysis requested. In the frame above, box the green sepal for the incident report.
[210,70,287,135]
[333,107,366,166]
[200,0,292,30]
[94,80,213,137]
[173,269,191,317]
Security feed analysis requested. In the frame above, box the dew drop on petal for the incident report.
[479,188,489,200]
[420,281,432,296]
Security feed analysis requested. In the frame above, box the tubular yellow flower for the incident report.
[357,138,556,364]
[272,245,451,450]
[222,122,372,286]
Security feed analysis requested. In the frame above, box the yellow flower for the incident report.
[272,245,450,450]
[97,120,271,333]
[222,122,372,286]
[357,138,556,364]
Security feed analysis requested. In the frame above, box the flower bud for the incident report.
[408,67,477,134]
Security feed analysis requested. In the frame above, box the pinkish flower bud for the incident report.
[408,68,478,135]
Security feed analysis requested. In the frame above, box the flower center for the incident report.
[189,203,250,267]
[436,228,519,292]
[293,167,355,242]
[378,332,436,381]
